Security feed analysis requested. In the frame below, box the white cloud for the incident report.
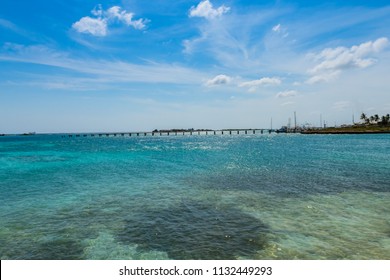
[205,74,231,86]
[182,39,192,54]
[72,17,107,37]
[0,43,207,85]
[306,71,340,84]
[182,36,206,54]
[0,18,38,41]
[271,23,288,38]
[239,77,281,87]
[0,18,19,32]
[238,77,281,93]
[272,24,281,32]
[91,4,104,17]
[106,6,148,29]
[189,0,230,20]
[72,5,148,36]
[307,37,389,83]
[276,90,297,98]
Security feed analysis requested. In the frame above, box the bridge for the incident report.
[62,129,279,138]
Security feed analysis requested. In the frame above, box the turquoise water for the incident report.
[0,133,389,259]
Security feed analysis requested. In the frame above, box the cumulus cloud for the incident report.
[189,0,230,20]
[205,74,232,86]
[276,90,297,98]
[106,6,148,29]
[72,5,148,36]
[307,37,389,84]
[72,17,107,36]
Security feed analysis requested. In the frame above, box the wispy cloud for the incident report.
[184,3,291,71]
[72,5,149,36]
[272,23,288,38]
[239,77,281,87]
[0,43,206,86]
[189,0,230,20]
[0,18,20,33]
[184,1,255,67]
[272,24,281,32]
[307,37,389,84]
[276,90,297,98]
[238,77,282,93]
[0,18,51,42]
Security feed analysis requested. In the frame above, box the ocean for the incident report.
[0,133,389,259]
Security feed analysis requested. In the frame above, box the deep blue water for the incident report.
[0,133,389,259]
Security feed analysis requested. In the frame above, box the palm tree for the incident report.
[374,114,379,122]
[381,116,387,126]
[383,114,390,126]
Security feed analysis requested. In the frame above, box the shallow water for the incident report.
[0,133,389,259]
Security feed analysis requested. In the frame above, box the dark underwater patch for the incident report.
[184,167,390,198]
[0,237,84,260]
[32,238,84,259]
[116,200,269,259]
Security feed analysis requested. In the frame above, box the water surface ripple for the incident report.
[0,134,389,259]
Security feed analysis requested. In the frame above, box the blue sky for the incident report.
[1,0,389,133]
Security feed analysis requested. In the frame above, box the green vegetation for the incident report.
[302,112,390,134]
[360,113,390,126]
[303,126,390,134]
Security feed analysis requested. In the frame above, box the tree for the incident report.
[381,116,387,126]
[382,114,390,126]
[360,112,389,126]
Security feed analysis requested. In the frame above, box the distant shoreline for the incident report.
[301,130,390,134]
[301,125,390,134]
[2,126,390,136]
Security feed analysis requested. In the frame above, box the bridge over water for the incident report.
[63,129,278,138]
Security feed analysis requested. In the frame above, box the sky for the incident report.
[1,0,390,133]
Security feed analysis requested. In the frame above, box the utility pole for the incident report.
[294,111,297,131]
[320,114,322,128]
